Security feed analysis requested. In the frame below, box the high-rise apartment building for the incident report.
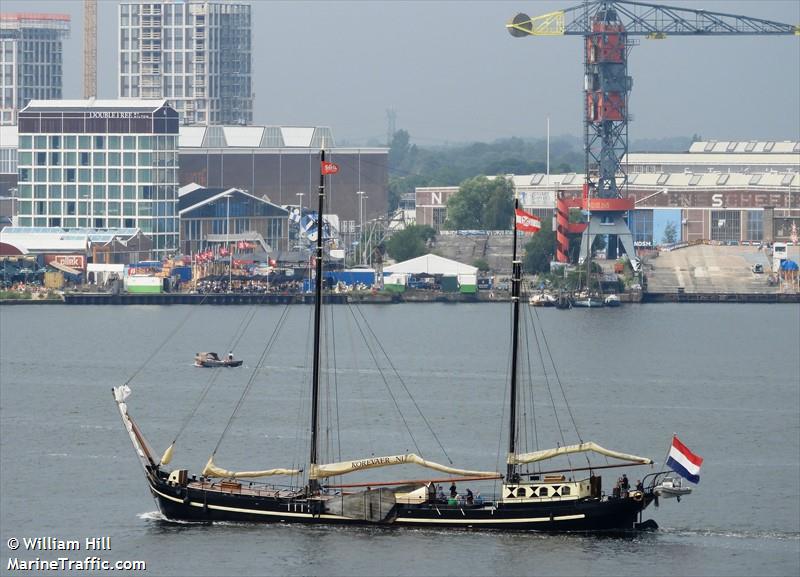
[0,13,71,126]
[119,1,252,126]
[16,99,180,254]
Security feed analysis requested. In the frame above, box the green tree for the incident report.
[444,176,513,230]
[523,219,556,274]
[662,221,678,245]
[385,225,436,262]
[472,258,490,272]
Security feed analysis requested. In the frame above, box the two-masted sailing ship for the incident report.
[114,150,680,531]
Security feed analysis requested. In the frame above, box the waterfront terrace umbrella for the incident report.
[780,260,798,271]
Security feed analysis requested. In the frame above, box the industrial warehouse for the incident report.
[415,140,800,246]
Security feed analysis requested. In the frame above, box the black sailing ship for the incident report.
[115,150,673,531]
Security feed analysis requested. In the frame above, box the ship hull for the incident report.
[148,474,652,531]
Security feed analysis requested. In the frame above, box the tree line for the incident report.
[387,130,581,212]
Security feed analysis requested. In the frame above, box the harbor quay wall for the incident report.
[2,290,798,305]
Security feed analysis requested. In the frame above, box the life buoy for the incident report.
[632,490,643,502]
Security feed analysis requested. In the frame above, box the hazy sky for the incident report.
[4,0,800,145]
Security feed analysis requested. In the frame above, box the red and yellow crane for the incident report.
[507,2,798,267]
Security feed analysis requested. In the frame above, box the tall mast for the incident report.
[507,195,522,482]
[309,149,326,494]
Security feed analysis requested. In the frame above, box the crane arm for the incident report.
[507,1,799,37]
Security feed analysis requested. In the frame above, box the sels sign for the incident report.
[321,161,340,175]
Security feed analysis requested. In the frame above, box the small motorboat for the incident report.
[654,477,692,501]
[194,352,243,368]
[604,294,621,307]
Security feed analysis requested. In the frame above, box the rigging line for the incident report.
[226,304,260,353]
[494,302,513,493]
[527,302,574,473]
[346,303,424,457]
[211,304,292,457]
[344,299,374,459]
[122,293,209,387]
[531,305,587,446]
[167,304,259,449]
[324,305,334,464]
[329,301,342,462]
[351,303,452,463]
[519,315,530,456]
[496,298,513,474]
[522,306,541,461]
[290,306,314,485]
[169,360,223,447]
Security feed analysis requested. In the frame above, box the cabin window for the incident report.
[538,487,549,497]
[516,487,527,498]
[561,486,571,496]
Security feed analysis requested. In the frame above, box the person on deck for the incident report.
[449,483,457,498]
[436,485,446,502]
[621,474,630,491]
[466,488,474,505]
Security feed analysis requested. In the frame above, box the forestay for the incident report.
[508,442,653,465]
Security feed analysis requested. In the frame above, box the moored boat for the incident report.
[573,296,605,308]
[529,292,557,306]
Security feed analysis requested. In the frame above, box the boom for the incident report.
[508,1,799,37]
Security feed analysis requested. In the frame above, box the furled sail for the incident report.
[309,453,499,479]
[201,456,300,479]
[160,443,175,466]
[508,442,653,465]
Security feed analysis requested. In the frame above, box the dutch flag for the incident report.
[666,435,703,484]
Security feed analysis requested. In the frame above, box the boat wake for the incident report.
[138,511,197,525]
[659,527,800,541]
[137,511,265,528]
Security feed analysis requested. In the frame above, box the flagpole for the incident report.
[656,433,676,477]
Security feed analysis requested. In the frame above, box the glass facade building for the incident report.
[16,99,180,254]
[119,1,252,125]
[0,13,70,126]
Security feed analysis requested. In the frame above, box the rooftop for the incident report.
[21,99,170,113]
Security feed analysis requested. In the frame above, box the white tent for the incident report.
[384,254,477,279]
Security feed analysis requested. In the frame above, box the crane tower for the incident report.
[507,1,798,269]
